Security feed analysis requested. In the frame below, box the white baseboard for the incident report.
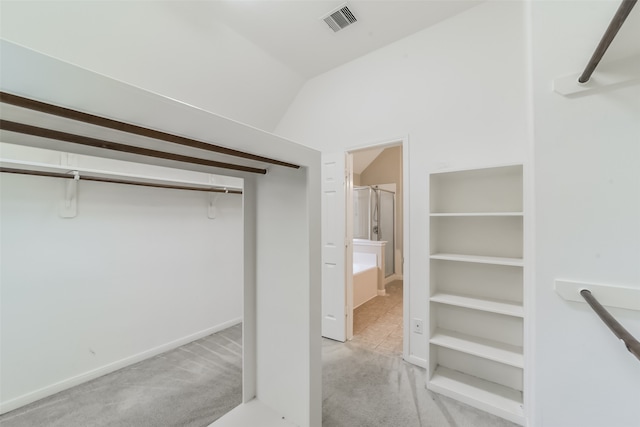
[0,317,242,415]
[404,354,427,369]
[211,399,296,427]
[354,294,378,309]
[384,273,403,285]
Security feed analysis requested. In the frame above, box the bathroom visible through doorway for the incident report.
[347,142,405,351]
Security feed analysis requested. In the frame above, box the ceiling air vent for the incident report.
[323,4,357,32]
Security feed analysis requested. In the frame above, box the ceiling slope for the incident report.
[212,0,483,78]
[1,0,483,132]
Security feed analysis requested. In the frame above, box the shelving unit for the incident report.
[0,158,243,192]
[428,164,525,425]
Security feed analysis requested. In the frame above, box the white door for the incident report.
[321,152,347,341]
[345,153,354,340]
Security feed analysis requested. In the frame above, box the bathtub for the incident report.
[353,252,378,308]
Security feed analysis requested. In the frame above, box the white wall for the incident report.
[0,149,243,412]
[276,1,529,364]
[0,0,305,132]
[255,165,320,427]
[530,2,640,426]
[238,163,321,427]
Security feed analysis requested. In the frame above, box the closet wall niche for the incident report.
[427,164,525,425]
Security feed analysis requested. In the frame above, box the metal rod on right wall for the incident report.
[578,0,638,83]
[580,289,640,361]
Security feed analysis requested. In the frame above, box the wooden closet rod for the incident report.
[0,91,300,169]
[578,0,637,83]
[0,119,267,175]
[0,167,243,194]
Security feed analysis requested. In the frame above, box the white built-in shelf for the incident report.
[429,164,525,425]
[430,212,523,217]
[431,292,524,317]
[429,366,524,425]
[430,328,523,368]
[430,253,523,267]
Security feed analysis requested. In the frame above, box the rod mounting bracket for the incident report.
[208,189,228,219]
[60,170,79,218]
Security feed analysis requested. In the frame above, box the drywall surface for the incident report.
[255,165,318,427]
[0,0,304,132]
[0,155,243,412]
[530,2,640,426]
[276,0,529,363]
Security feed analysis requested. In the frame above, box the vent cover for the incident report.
[323,4,357,32]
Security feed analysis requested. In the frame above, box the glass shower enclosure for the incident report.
[353,186,395,277]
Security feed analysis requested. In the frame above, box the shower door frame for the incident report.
[373,185,396,280]
[352,184,397,278]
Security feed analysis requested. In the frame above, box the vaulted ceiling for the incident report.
[209,0,482,78]
[0,1,482,132]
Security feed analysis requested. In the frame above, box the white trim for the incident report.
[401,136,411,365]
[0,318,242,415]
[347,138,405,153]
[555,280,640,311]
[242,177,257,404]
[430,161,524,175]
[552,55,640,97]
[523,2,536,425]
[384,273,402,286]
[211,398,296,427]
[345,152,354,341]
[404,354,427,369]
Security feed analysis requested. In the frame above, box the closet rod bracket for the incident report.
[208,188,229,219]
[60,170,79,218]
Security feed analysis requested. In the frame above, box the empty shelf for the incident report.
[430,328,523,368]
[430,253,523,267]
[429,366,524,425]
[0,158,243,192]
[430,292,524,317]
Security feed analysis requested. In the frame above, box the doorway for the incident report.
[347,142,405,355]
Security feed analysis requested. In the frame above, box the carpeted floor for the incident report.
[1,321,519,427]
[322,338,519,427]
[0,324,242,427]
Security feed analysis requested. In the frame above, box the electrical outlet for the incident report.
[412,318,423,334]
